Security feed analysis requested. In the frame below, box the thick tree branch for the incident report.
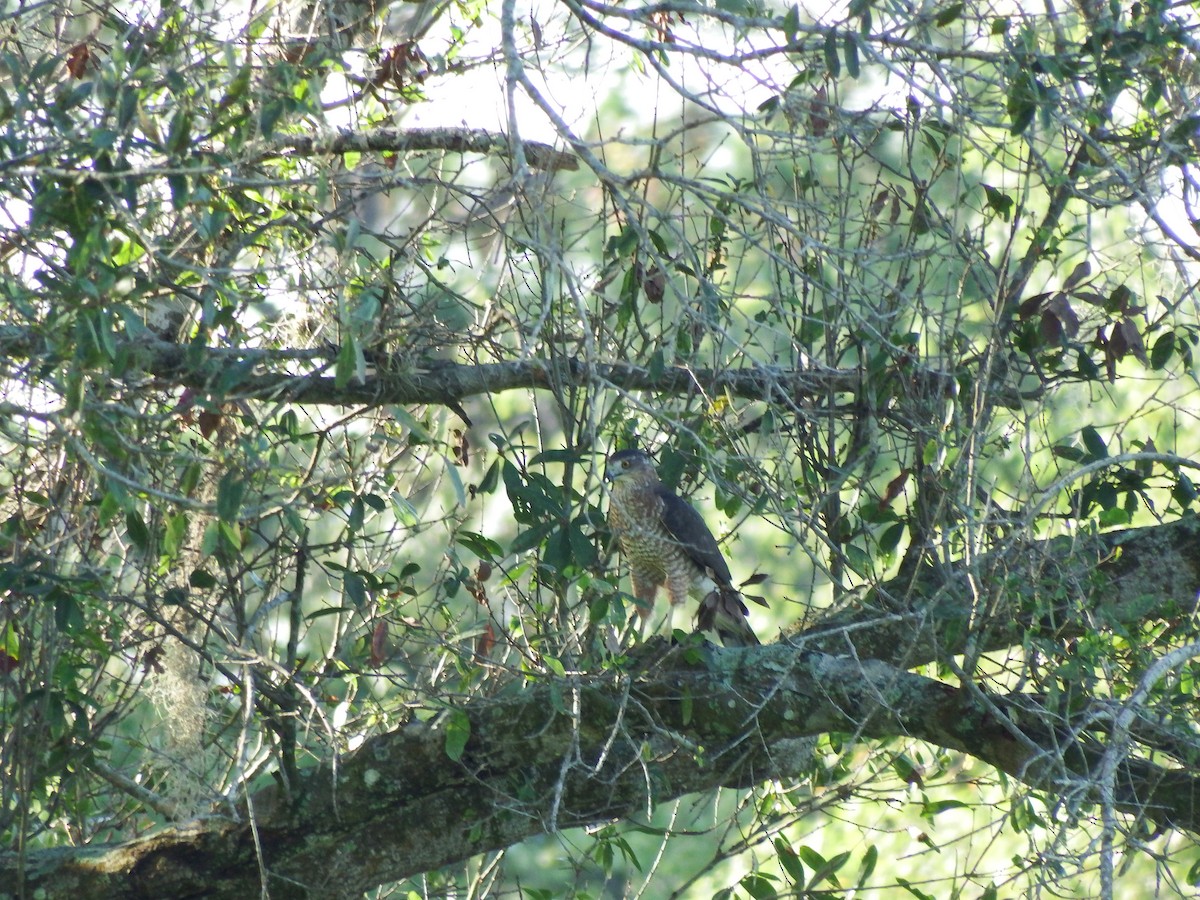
[207,357,857,409]
[0,328,861,408]
[6,518,1199,896]
[4,640,1196,899]
[799,516,1200,669]
[259,127,579,171]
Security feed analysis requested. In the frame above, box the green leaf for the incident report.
[163,513,188,559]
[982,184,1013,221]
[857,844,878,887]
[823,31,841,78]
[844,34,860,77]
[456,530,503,560]
[606,225,639,259]
[922,798,969,818]
[53,589,84,633]
[542,525,571,574]
[1108,283,1134,313]
[1080,426,1108,460]
[389,405,435,443]
[1052,443,1084,462]
[739,873,778,900]
[216,471,247,522]
[306,606,355,621]
[1186,853,1200,887]
[190,568,218,589]
[168,172,190,210]
[528,449,586,466]
[166,109,193,155]
[335,335,358,389]
[713,0,752,14]
[162,587,188,605]
[1150,332,1175,370]
[880,521,905,553]
[0,621,19,667]
[477,460,501,495]
[76,309,115,364]
[64,370,86,415]
[774,837,805,883]
[1099,507,1130,527]
[1173,473,1197,506]
[935,2,963,26]
[797,844,829,872]
[648,347,665,380]
[510,521,554,555]
[808,850,851,888]
[444,459,467,507]
[385,493,416,527]
[568,520,598,569]
[259,98,288,138]
[347,495,365,533]
[343,571,367,607]
[217,359,256,394]
[180,462,203,497]
[1007,71,1038,135]
[444,709,471,761]
[218,520,243,553]
[896,878,936,900]
[781,5,800,42]
[892,753,919,783]
[125,509,151,550]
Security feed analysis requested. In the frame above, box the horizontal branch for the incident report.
[802,517,1200,668]
[260,127,579,171]
[216,358,859,409]
[5,643,1196,899]
[0,327,862,409]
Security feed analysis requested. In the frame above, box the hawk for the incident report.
[604,448,763,646]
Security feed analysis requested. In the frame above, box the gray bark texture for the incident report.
[4,518,1198,899]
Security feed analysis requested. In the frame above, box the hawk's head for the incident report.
[605,449,658,484]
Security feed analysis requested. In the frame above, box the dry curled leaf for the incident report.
[880,468,911,509]
[65,43,92,79]
[1110,318,1147,365]
[369,620,389,668]
[1063,260,1091,291]
[642,263,666,304]
[372,42,428,90]
[1040,294,1079,343]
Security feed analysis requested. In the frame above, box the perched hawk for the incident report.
[604,449,762,646]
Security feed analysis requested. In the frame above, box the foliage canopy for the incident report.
[1,0,1200,897]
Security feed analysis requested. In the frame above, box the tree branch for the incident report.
[0,327,862,409]
[801,516,1200,668]
[5,639,1196,899]
[259,127,579,171]
[6,519,1199,896]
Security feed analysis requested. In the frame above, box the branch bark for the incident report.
[803,516,1200,668]
[4,519,1199,899]
[0,327,862,409]
[259,127,579,171]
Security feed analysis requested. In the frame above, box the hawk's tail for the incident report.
[696,587,761,647]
